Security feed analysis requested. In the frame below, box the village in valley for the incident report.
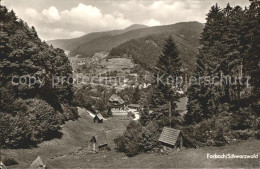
[0,0,260,168]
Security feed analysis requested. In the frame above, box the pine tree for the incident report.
[247,1,260,106]
[185,4,225,124]
[155,36,182,127]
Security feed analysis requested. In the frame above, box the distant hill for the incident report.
[123,24,148,31]
[47,24,148,51]
[70,22,203,59]
[109,30,201,73]
[48,22,203,73]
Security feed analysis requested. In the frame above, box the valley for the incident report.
[1,1,259,168]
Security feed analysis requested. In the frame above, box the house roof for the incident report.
[95,113,104,120]
[159,127,181,146]
[128,104,141,108]
[29,156,45,169]
[91,133,108,147]
[0,162,7,169]
[109,94,125,104]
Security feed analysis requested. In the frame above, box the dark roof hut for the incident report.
[90,133,108,152]
[159,127,183,151]
[93,113,104,123]
[29,156,46,169]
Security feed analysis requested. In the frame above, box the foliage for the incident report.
[73,86,96,112]
[127,112,135,119]
[3,157,18,166]
[114,121,160,157]
[116,87,142,105]
[185,2,260,133]
[183,106,260,147]
[109,31,200,74]
[0,5,77,148]
[152,36,183,127]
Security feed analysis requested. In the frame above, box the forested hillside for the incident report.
[114,1,260,157]
[47,24,147,51]
[109,29,200,73]
[0,5,78,148]
[70,22,203,58]
[184,2,260,146]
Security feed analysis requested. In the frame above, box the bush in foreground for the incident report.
[114,121,160,157]
[3,158,18,166]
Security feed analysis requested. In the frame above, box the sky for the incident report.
[2,0,250,41]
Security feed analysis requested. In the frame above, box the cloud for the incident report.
[143,18,161,26]
[42,6,61,21]
[22,3,133,40]
[116,0,210,24]
[3,0,251,40]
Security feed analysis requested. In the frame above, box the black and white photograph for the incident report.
[0,0,259,168]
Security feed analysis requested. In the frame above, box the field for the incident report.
[49,139,260,168]
[100,58,135,72]
[2,106,260,168]
[2,108,129,168]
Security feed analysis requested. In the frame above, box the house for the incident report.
[159,127,183,151]
[109,94,125,108]
[93,113,104,123]
[90,133,108,152]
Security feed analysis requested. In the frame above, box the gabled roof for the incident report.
[109,94,125,104]
[91,133,108,147]
[159,127,181,146]
[29,156,45,169]
[95,113,104,120]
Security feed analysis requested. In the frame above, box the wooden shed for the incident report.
[159,127,183,151]
[93,113,104,123]
[90,134,108,152]
[29,156,46,169]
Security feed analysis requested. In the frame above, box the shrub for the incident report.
[73,88,95,110]
[26,99,61,142]
[255,131,260,139]
[62,104,79,120]
[114,121,160,156]
[212,129,227,146]
[3,158,18,166]
[231,107,254,130]
[114,135,127,152]
[232,130,253,140]
[140,122,160,152]
[127,112,135,119]
[0,112,31,148]
[183,117,228,147]
[125,142,140,157]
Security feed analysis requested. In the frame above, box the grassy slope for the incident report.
[3,108,129,168]
[38,139,260,168]
[3,105,260,168]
